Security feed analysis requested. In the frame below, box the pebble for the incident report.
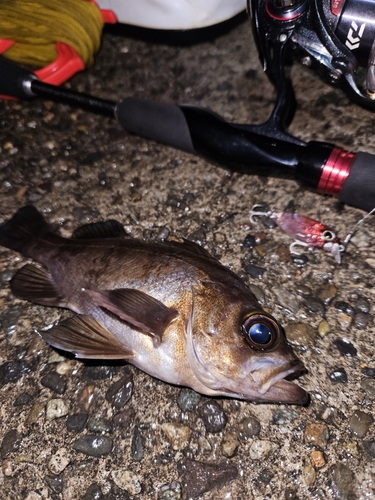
[237,416,261,440]
[221,432,240,458]
[113,407,136,429]
[249,440,278,460]
[0,269,13,282]
[111,469,142,495]
[304,423,329,447]
[318,283,337,304]
[349,410,373,437]
[291,254,308,267]
[361,378,375,399]
[77,385,95,411]
[303,297,325,316]
[257,468,274,485]
[343,440,360,458]
[198,401,227,433]
[2,460,13,477]
[86,416,113,434]
[255,240,278,258]
[0,306,23,332]
[14,392,33,407]
[46,398,69,421]
[364,440,375,458]
[55,361,73,376]
[285,323,317,348]
[0,429,21,458]
[310,450,325,468]
[249,284,266,305]
[284,488,298,500]
[48,351,67,364]
[328,463,356,499]
[214,232,226,244]
[353,311,372,329]
[177,388,201,412]
[44,475,63,494]
[337,312,352,330]
[328,367,348,384]
[295,284,311,296]
[66,413,88,433]
[131,426,144,461]
[244,263,266,279]
[158,481,182,500]
[157,227,170,241]
[48,448,70,474]
[73,435,113,457]
[333,338,357,357]
[82,483,103,500]
[355,296,371,314]
[318,319,331,337]
[187,228,206,246]
[361,366,375,377]
[26,401,46,425]
[272,409,296,425]
[41,372,67,395]
[276,245,290,262]
[177,459,237,499]
[81,365,119,381]
[243,234,256,248]
[161,423,192,450]
[335,301,355,316]
[1,360,30,383]
[272,287,299,313]
[303,463,316,487]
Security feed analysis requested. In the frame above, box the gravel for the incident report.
[1,17,375,500]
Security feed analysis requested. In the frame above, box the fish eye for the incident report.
[322,230,335,241]
[241,311,281,351]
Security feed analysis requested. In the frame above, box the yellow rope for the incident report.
[0,0,104,67]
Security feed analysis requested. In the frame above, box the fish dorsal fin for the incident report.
[40,315,133,359]
[168,238,216,261]
[72,220,129,239]
[11,264,63,306]
[85,288,178,344]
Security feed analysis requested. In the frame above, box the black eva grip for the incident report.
[339,152,375,211]
[116,97,195,154]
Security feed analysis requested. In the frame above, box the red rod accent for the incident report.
[317,147,355,197]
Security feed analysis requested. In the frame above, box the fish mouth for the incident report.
[252,360,308,405]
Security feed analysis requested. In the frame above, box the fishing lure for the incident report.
[250,205,344,263]
[250,205,375,264]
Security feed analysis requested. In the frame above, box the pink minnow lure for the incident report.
[250,205,344,263]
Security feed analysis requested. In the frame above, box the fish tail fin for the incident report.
[0,206,52,257]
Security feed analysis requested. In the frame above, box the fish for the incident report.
[0,206,307,404]
[250,205,343,263]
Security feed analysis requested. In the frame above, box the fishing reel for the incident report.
[250,0,375,130]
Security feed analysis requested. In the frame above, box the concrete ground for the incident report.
[1,17,375,500]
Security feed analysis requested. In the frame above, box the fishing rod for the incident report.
[1,0,375,211]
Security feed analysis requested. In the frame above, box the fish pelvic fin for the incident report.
[85,288,179,344]
[40,315,134,360]
[0,205,51,256]
[11,264,64,306]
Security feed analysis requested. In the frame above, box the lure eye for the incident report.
[241,311,281,351]
[322,230,336,241]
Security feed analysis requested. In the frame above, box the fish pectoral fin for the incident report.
[40,315,134,359]
[85,288,178,343]
[72,219,129,239]
[11,264,64,306]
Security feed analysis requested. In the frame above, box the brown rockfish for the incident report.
[0,206,307,404]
